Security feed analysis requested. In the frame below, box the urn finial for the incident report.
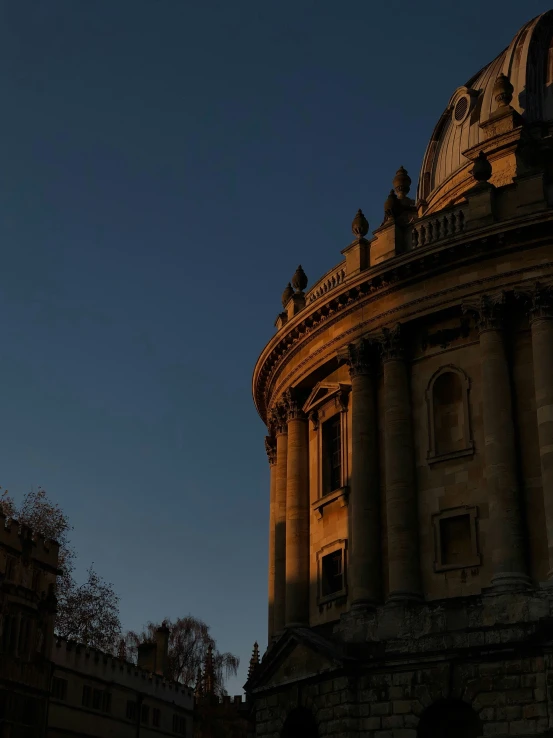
[471,150,492,183]
[291,265,308,293]
[351,209,369,239]
[384,189,401,220]
[393,166,411,199]
[281,282,294,308]
[493,73,514,108]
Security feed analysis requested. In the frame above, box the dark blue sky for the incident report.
[0,0,549,694]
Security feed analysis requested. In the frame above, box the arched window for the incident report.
[426,365,473,463]
[282,707,318,738]
[418,700,482,738]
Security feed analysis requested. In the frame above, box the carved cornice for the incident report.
[462,292,506,333]
[378,324,405,362]
[264,435,277,465]
[252,217,553,422]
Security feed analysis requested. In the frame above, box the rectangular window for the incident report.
[141,704,150,724]
[102,691,112,714]
[126,700,137,721]
[51,677,67,701]
[5,557,15,581]
[82,685,91,708]
[322,415,341,494]
[18,618,31,657]
[92,689,102,710]
[153,708,161,727]
[173,714,186,735]
[440,514,472,566]
[321,550,343,597]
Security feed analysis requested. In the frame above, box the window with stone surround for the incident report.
[432,506,480,572]
[316,539,347,604]
[51,677,67,701]
[426,365,473,464]
[303,381,350,517]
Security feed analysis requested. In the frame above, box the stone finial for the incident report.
[281,282,294,308]
[493,73,514,108]
[393,166,411,199]
[248,641,260,680]
[384,189,401,221]
[351,209,369,239]
[291,265,308,293]
[471,151,492,183]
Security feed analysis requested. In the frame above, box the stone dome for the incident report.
[418,10,553,211]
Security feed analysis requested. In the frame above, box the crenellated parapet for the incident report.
[0,511,60,572]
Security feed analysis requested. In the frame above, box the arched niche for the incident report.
[426,365,474,464]
[418,699,482,738]
[281,707,318,738]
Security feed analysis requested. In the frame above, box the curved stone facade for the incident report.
[248,11,553,738]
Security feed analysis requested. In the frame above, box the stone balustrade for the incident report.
[306,264,346,304]
[410,206,465,249]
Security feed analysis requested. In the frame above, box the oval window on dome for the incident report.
[453,96,469,123]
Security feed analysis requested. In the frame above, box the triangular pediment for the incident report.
[246,628,352,694]
[303,382,350,414]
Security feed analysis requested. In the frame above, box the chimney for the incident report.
[137,642,156,672]
[155,624,170,678]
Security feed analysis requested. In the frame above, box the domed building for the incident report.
[246,10,553,738]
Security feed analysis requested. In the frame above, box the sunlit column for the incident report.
[265,435,277,641]
[381,325,422,602]
[343,338,381,607]
[271,403,288,635]
[284,390,310,627]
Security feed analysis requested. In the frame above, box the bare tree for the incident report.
[125,616,239,695]
[0,487,121,653]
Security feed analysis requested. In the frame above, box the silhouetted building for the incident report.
[0,512,59,738]
[248,10,553,738]
[47,631,194,738]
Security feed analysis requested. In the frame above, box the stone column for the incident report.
[466,294,529,591]
[528,284,553,579]
[265,435,277,641]
[381,325,422,602]
[284,389,310,627]
[344,338,381,607]
[271,403,288,635]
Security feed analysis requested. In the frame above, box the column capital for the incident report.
[515,281,553,323]
[269,401,288,435]
[283,388,307,422]
[340,337,378,377]
[265,435,277,465]
[462,292,506,333]
[378,324,405,362]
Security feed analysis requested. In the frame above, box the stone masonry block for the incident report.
[483,723,509,736]
[510,720,536,734]
[535,688,546,702]
[372,702,392,716]
[505,689,534,704]
[521,673,545,688]
[382,716,404,729]
[523,703,547,719]
[495,676,521,690]
[389,687,405,700]
[393,701,414,714]
[479,708,495,721]
[496,707,521,721]
[475,692,507,709]
[362,717,381,730]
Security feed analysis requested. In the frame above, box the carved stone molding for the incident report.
[378,324,405,362]
[462,292,506,333]
[515,281,553,322]
[264,435,277,465]
[340,338,378,377]
[283,388,307,423]
[268,401,288,435]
